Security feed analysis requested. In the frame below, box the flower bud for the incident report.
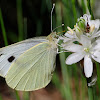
[77,18,85,31]
[74,26,83,38]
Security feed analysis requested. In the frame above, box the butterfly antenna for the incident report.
[51,3,55,32]
[51,4,64,32]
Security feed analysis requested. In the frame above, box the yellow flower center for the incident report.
[84,48,90,53]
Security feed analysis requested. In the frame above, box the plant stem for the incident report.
[88,86,96,100]
[96,62,100,90]
[0,94,3,100]
[0,8,8,46]
[15,91,20,100]
[16,0,24,41]
[55,2,72,100]
[82,0,86,14]
[71,0,77,23]
[59,53,72,100]
[52,72,65,97]
[87,0,94,19]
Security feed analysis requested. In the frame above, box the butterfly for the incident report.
[0,32,59,91]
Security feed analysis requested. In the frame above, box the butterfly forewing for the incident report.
[0,37,47,77]
[5,42,57,91]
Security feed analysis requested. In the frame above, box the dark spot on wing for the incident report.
[8,56,15,62]
[0,54,3,56]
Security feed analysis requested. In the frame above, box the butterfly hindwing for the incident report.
[5,42,57,91]
[0,37,47,77]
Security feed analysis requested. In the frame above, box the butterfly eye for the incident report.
[8,56,15,62]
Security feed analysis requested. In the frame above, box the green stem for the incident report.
[96,62,100,90]
[23,92,29,100]
[52,72,65,97]
[59,53,72,100]
[55,2,72,99]
[71,0,77,23]
[23,18,27,39]
[87,0,94,19]
[0,8,8,46]
[0,94,3,100]
[88,86,96,100]
[15,91,20,100]
[16,0,24,41]
[82,0,86,13]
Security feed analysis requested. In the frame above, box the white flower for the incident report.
[62,14,100,44]
[61,27,79,44]
[82,14,100,30]
[78,14,100,38]
[64,27,77,39]
[63,35,100,78]
[61,14,100,45]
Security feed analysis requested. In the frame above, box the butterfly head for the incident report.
[46,32,58,48]
[47,32,57,41]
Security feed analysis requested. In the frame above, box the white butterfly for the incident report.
[0,32,58,91]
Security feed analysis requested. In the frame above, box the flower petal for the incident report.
[83,14,91,21]
[66,52,84,65]
[93,30,100,38]
[95,38,100,43]
[89,19,100,30]
[79,35,91,47]
[63,43,83,52]
[83,14,91,25]
[65,32,76,39]
[92,51,100,63]
[84,55,93,78]
[93,42,100,50]
[59,36,71,43]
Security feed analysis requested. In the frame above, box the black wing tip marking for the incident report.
[0,54,3,56]
[8,56,15,62]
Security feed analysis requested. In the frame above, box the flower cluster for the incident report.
[61,14,100,78]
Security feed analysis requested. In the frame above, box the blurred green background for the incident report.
[0,0,100,100]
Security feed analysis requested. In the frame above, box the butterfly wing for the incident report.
[0,37,47,77]
[5,42,57,91]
